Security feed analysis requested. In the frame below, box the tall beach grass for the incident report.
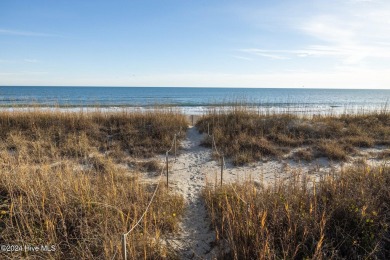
[196,107,390,165]
[0,108,188,259]
[204,165,390,259]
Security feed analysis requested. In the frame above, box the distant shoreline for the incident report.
[0,87,388,112]
[0,105,388,116]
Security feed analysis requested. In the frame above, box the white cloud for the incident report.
[241,43,390,66]
[238,0,390,67]
[301,2,390,62]
[0,29,60,37]
[230,55,253,61]
[2,1,389,89]
[241,50,289,60]
[301,17,356,45]
[0,59,41,64]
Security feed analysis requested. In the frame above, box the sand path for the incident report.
[165,126,217,259]
[160,126,384,258]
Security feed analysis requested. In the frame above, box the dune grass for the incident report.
[196,107,390,165]
[0,108,188,160]
[0,109,187,259]
[203,165,390,259]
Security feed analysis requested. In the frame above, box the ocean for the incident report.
[0,86,389,115]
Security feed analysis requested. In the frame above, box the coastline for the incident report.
[0,104,388,116]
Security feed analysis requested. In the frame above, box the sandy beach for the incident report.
[144,112,389,259]
[3,0,390,257]
[0,109,389,259]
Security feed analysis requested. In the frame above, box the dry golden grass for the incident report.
[0,109,188,160]
[377,149,390,160]
[204,165,390,259]
[0,164,184,259]
[0,109,188,259]
[196,107,390,165]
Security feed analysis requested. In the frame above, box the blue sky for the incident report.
[1,0,390,88]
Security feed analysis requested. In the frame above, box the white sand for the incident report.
[164,126,217,259]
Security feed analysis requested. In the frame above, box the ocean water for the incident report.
[0,86,389,114]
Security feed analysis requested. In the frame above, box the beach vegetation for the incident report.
[0,109,187,259]
[203,165,390,259]
[196,107,390,165]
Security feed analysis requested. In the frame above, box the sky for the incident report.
[1,0,390,88]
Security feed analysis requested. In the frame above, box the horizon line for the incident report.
[1,85,389,90]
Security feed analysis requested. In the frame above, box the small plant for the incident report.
[293,148,314,161]
[377,149,390,159]
[132,159,162,172]
[316,141,348,161]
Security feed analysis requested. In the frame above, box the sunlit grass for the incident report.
[204,165,390,259]
[196,107,390,165]
[0,109,187,259]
